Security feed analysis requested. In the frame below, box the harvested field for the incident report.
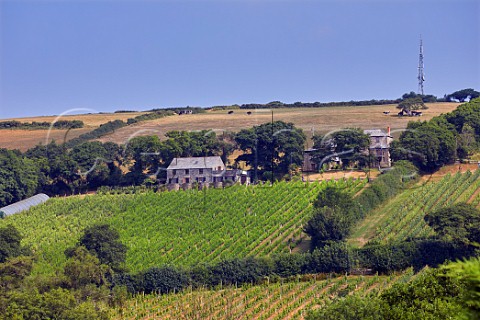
[0,112,146,151]
[0,103,459,150]
[4,112,147,127]
[97,103,460,145]
[0,128,92,152]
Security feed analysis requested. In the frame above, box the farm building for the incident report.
[0,193,50,217]
[364,128,393,168]
[166,156,250,187]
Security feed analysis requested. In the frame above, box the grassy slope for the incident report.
[96,103,460,144]
[348,169,480,247]
[0,103,459,152]
[0,112,147,152]
[0,179,365,275]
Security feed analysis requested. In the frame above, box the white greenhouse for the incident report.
[0,194,50,217]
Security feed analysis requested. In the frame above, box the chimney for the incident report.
[387,126,391,136]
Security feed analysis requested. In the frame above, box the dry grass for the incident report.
[3,112,147,128]
[0,128,92,152]
[0,112,146,151]
[420,163,480,182]
[97,103,460,145]
[0,103,459,151]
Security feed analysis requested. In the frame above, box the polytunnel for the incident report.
[0,193,50,217]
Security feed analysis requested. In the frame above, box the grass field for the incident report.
[98,103,460,145]
[0,179,366,275]
[0,112,146,151]
[114,267,425,320]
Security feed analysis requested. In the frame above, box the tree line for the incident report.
[0,121,307,207]
[0,120,84,130]
[210,88,478,110]
[392,97,480,172]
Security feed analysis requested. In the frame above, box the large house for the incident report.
[302,128,393,171]
[166,156,249,187]
[363,128,393,168]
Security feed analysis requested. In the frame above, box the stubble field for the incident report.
[0,103,459,151]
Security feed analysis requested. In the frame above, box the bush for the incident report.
[138,266,190,294]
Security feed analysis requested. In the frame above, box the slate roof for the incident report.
[167,156,225,170]
[364,129,392,149]
[364,129,390,137]
[0,193,50,217]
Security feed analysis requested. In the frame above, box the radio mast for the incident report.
[417,36,425,95]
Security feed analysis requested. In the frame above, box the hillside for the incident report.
[97,103,460,145]
[0,112,147,152]
[114,267,425,320]
[0,179,366,275]
[0,103,459,151]
[348,169,480,247]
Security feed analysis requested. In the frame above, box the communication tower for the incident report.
[417,37,425,95]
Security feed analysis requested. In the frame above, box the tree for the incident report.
[444,97,480,138]
[396,97,428,112]
[457,124,477,159]
[442,257,480,318]
[69,224,127,272]
[312,128,370,170]
[401,91,437,103]
[304,186,359,249]
[70,141,122,189]
[124,135,163,183]
[0,256,34,291]
[25,141,82,195]
[446,88,480,102]
[0,149,39,207]
[234,121,306,181]
[63,246,111,289]
[139,266,189,294]
[391,120,456,172]
[424,203,480,244]
[0,225,30,263]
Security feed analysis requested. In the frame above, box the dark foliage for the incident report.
[357,239,476,273]
[0,225,30,263]
[138,266,190,294]
[68,224,127,273]
[234,121,306,181]
[392,98,480,169]
[0,120,84,130]
[424,202,480,244]
[305,162,416,250]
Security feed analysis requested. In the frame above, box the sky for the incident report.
[0,0,479,119]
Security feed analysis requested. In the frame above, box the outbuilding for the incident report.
[0,193,50,217]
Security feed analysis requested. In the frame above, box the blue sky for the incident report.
[0,0,478,118]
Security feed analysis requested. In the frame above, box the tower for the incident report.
[417,36,425,95]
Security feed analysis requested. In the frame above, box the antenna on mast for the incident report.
[417,36,425,95]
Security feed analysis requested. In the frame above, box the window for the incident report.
[173,169,177,175]
[199,169,204,174]
[185,169,189,175]
[185,178,190,183]
[375,137,380,143]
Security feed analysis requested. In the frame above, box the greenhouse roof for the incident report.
[0,194,50,217]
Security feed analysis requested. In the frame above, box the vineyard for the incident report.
[114,267,425,319]
[349,169,480,246]
[0,179,366,274]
